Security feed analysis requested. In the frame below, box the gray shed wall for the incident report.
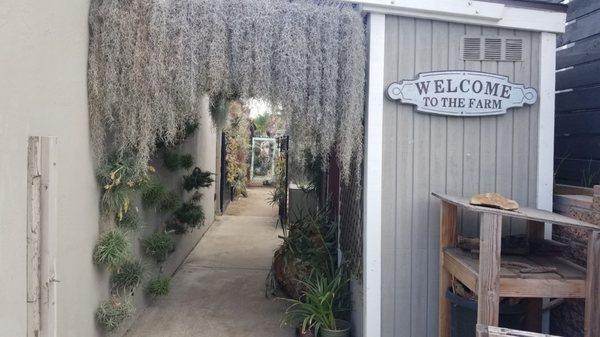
[380,16,541,336]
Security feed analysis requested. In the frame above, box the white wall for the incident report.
[0,0,103,336]
[0,2,216,336]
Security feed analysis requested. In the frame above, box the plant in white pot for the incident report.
[281,269,351,337]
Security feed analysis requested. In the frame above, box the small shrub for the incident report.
[163,151,182,171]
[174,203,205,228]
[179,154,194,169]
[117,207,141,230]
[111,260,145,293]
[93,229,129,270]
[146,276,171,298]
[166,219,188,235]
[183,168,214,191]
[142,181,181,212]
[159,191,182,212]
[96,296,134,331]
[141,180,168,209]
[143,231,175,262]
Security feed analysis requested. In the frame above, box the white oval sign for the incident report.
[387,71,537,117]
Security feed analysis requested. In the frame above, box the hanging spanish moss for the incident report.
[88,0,365,179]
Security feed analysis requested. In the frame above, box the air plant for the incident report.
[93,229,130,270]
[143,231,175,262]
[146,276,171,298]
[183,167,214,191]
[111,260,145,293]
[117,207,142,230]
[174,202,205,228]
[96,296,134,331]
[163,152,194,171]
[88,0,365,182]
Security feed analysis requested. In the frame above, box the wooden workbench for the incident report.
[433,193,600,337]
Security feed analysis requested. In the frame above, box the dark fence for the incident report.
[555,0,600,186]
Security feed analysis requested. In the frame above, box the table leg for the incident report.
[477,212,502,328]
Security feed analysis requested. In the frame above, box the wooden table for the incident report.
[433,193,600,337]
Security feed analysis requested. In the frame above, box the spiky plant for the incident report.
[141,180,168,209]
[96,296,134,331]
[174,202,205,228]
[143,231,175,262]
[117,207,142,230]
[183,167,214,191]
[111,260,145,293]
[179,154,194,169]
[146,276,171,298]
[159,191,182,212]
[93,229,129,270]
[163,151,182,171]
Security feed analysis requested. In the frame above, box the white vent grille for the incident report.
[461,36,524,62]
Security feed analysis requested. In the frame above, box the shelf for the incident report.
[443,247,587,298]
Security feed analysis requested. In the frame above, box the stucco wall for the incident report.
[0,2,216,336]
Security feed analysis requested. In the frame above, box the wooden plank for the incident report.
[394,16,416,337]
[560,10,600,46]
[27,137,42,337]
[554,158,600,186]
[567,0,600,21]
[432,193,600,230]
[511,30,533,235]
[528,32,541,209]
[462,24,483,238]
[479,27,498,200]
[554,183,595,196]
[381,15,399,337]
[443,248,587,298]
[555,109,600,135]
[584,230,600,337]
[477,324,561,337]
[445,22,466,234]
[411,18,432,337]
[556,86,600,113]
[525,220,544,332]
[439,202,457,337]
[477,213,502,327]
[555,133,600,160]
[557,34,600,68]
[496,28,516,237]
[429,20,449,337]
[556,59,600,90]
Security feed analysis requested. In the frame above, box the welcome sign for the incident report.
[386,71,537,117]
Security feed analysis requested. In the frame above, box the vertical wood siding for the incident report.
[555,0,600,187]
[381,16,541,336]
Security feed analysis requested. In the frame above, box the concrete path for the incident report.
[125,187,294,337]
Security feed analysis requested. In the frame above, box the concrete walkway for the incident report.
[125,187,294,337]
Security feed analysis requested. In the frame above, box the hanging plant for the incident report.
[111,260,145,293]
[163,152,194,171]
[174,203,205,228]
[141,180,181,212]
[143,231,175,262]
[88,0,365,181]
[183,167,214,191]
[95,296,134,331]
[93,229,130,270]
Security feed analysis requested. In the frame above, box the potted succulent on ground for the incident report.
[281,270,351,337]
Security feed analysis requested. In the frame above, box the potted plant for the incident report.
[281,270,351,337]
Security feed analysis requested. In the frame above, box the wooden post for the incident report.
[477,212,502,327]
[439,201,458,337]
[584,230,600,337]
[525,220,544,332]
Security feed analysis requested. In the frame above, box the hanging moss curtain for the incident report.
[88,0,365,179]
